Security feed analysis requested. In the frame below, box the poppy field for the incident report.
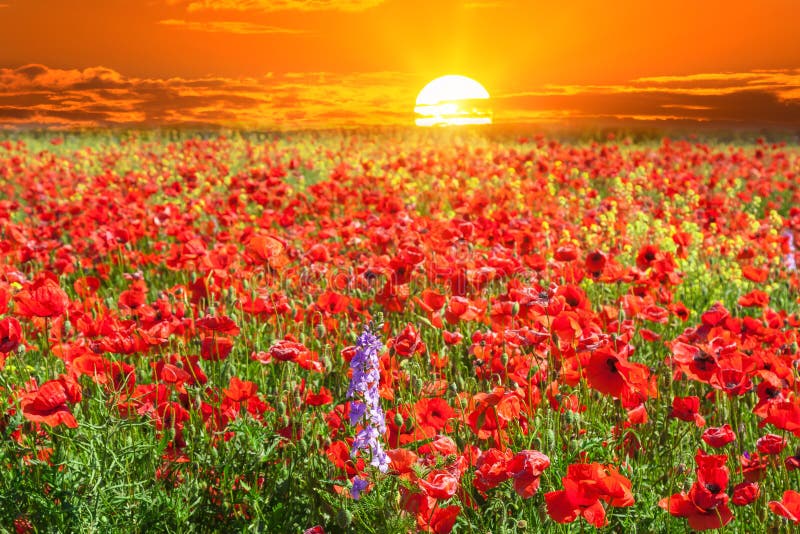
[1,130,800,533]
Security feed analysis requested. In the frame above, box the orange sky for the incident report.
[1,0,799,129]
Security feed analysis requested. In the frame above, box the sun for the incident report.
[415,75,492,127]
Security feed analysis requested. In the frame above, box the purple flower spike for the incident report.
[347,325,391,488]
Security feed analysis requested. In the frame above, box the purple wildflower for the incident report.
[351,476,369,500]
[347,325,390,498]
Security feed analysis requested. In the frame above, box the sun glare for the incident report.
[415,75,492,127]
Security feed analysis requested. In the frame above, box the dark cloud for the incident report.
[494,70,800,126]
[1,65,798,129]
[0,64,420,129]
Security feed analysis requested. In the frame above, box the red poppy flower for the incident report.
[20,376,82,428]
[701,424,736,448]
[420,288,446,312]
[246,234,289,270]
[551,242,578,262]
[316,290,349,315]
[585,348,653,400]
[737,289,769,307]
[265,338,324,372]
[442,330,463,345]
[671,342,718,384]
[785,451,800,471]
[73,276,101,297]
[473,448,513,493]
[741,265,768,283]
[196,314,240,336]
[585,250,607,276]
[428,505,460,534]
[545,463,634,528]
[305,386,333,406]
[0,316,22,353]
[154,401,190,431]
[660,493,733,531]
[760,398,800,436]
[731,481,759,506]
[414,397,455,433]
[669,396,706,427]
[669,302,691,321]
[118,279,148,310]
[756,433,786,455]
[325,440,363,476]
[14,276,69,318]
[223,376,258,402]
[392,323,424,357]
[769,490,800,524]
[269,339,308,362]
[635,244,660,270]
[151,360,192,390]
[739,452,768,482]
[386,448,418,475]
[200,336,234,361]
[467,388,521,441]
[417,470,459,499]
[660,449,733,530]
[639,328,661,342]
[507,450,550,498]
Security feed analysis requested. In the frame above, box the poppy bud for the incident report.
[511,302,520,316]
[449,382,458,395]
[276,401,287,416]
[336,508,353,529]
[545,429,556,449]
[411,376,423,393]
[314,323,326,338]
[501,353,509,366]
[404,416,415,430]
[394,412,404,428]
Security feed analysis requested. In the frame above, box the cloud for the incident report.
[1,65,799,130]
[0,64,420,129]
[168,0,385,12]
[494,69,800,126]
[158,19,307,35]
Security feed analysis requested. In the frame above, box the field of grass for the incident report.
[0,130,799,532]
